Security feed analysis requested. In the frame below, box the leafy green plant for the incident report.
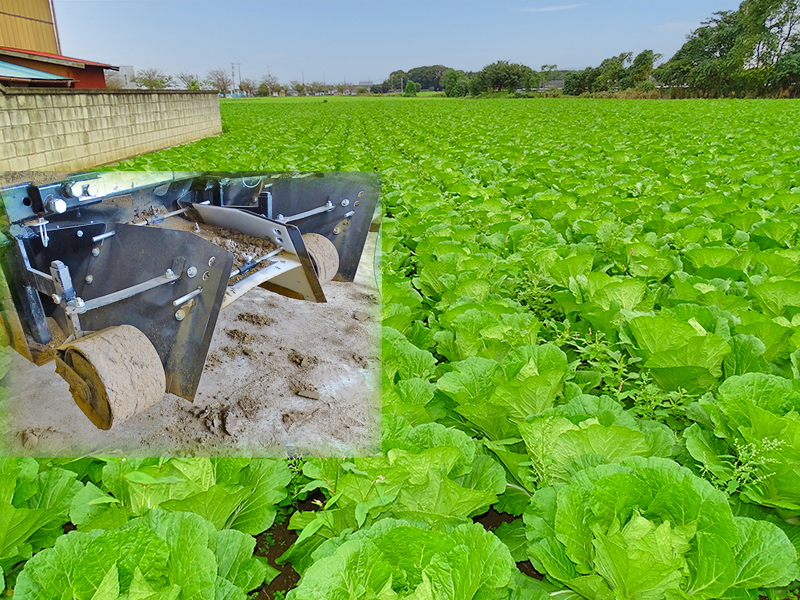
[524,457,798,599]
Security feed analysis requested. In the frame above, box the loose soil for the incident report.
[1,225,381,457]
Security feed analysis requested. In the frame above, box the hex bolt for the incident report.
[341,199,350,207]
[175,310,186,321]
[47,197,67,214]
[76,230,83,237]
[165,268,175,278]
[332,227,341,235]
[75,297,85,308]
[51,293,62,304]
[85,275,93,284]
[92,247,100,257]
[187,266,197,278]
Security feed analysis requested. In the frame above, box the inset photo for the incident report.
[0,171,381,456]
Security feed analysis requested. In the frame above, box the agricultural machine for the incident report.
[0,171,379,430]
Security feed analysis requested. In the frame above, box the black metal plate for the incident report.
[256,173,380,282]
[77,224,234,401]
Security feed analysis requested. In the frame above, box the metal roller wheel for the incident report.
[302,233,340,285]
[55,325,166,430]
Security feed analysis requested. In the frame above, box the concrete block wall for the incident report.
[0,85,222,171]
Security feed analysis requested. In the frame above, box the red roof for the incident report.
[0,46,116,69]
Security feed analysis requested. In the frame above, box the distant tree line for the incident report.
[118,0,799,101]
[562,50,660,95]
[108,68,367,96]
[654,0,800,97]
[562,0,799,97]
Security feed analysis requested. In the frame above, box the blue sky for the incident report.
[52,0,742,85]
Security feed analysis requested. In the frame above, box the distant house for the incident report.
[357,81,372,89]
[0,46,117,88]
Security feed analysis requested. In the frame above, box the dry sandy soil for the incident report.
[0,173,381,458]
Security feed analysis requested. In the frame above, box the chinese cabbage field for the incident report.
[6,96,800,599]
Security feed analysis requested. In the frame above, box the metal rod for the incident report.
[276,200,333,223]
[229,247,283,278]
[134,206,192,226]
[91,231,115,242]
[172,287,203,307]
[66,264,183,315]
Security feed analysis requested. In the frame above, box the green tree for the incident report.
[439,69,470,97]
[655,11,749,96]
[407,65,450,90]
[404,81,417,96]
[471,60,534,93]
[593,52,632,91]
[563,67,598,95]
[629,50,663,84]
[771,45,800,93]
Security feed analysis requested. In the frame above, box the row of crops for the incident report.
[3,97,800,599]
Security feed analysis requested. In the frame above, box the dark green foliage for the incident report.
[470,60,536,94]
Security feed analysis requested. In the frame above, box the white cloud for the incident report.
[520,3,585,13]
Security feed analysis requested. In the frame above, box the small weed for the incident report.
[699,437,785,495]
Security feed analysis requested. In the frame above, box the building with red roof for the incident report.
[0,46,117,88]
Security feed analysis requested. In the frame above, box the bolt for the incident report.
[77,230,83,237]
[341,199,350,207]
[333,227,341,235]
[51,293,62,304]
[187,266,197,278]
[277,214,284,220]
[75,297,85,308]
[175,310,185,321]
[344,210,355,218]
[92,247,100,257]
[165,268,175,278]
[47,197,67,214]
[85,275,93,284]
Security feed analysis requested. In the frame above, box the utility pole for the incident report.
[236,62,241,86]
[230,62,236,93]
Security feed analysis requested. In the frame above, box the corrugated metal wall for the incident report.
[0,0,59,54]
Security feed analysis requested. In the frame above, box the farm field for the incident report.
[4,96,800,599]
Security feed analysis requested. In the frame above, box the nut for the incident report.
[92,247,100,257]
[175,309,185,321]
